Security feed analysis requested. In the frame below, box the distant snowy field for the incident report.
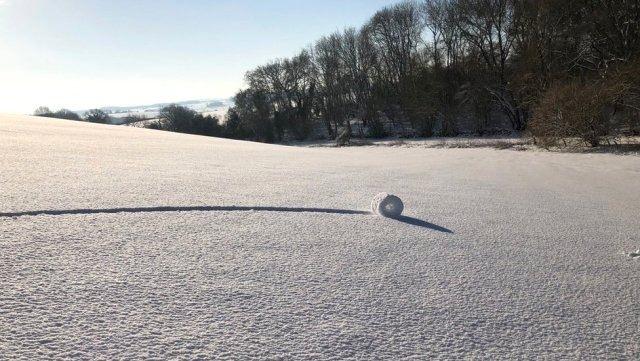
[1,115,639,359]
[81,98,233,124]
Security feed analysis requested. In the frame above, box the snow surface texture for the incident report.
[371,192,404,218]
[1,114,639,359]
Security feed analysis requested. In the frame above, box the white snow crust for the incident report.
[371,192,404,218]
[1,114,639,359]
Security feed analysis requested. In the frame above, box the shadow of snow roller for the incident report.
[371,193,404,218]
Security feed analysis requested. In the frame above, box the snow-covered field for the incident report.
[1,114,639,359]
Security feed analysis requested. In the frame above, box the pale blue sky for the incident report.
[0,0,402,113]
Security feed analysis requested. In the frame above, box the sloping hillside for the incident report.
[1,114,639,359]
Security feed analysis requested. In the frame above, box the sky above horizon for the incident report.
[0,0,402,114]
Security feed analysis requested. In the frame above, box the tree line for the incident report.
[32,103,236,139]
[34,106,111,124]
[225,0,640,147]
[33,0,640,148]
[144,105,259,140]
[32,105,231,138]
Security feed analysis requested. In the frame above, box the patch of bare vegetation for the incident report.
[304,135,639,155]
[529,58,640,151]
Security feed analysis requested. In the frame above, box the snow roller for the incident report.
[371,193,404,218]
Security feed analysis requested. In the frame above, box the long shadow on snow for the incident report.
[393,215,454,234]
[0,206,453,233]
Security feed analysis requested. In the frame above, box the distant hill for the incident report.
[76,98,234,124]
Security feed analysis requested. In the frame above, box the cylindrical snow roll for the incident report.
[371,193,404,218]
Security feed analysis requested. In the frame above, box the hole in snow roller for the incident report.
[371,193,404,218]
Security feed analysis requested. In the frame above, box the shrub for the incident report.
[53,109,82,121]
[33,106,52,116]
[145,122,163,130]
[84,109,110,123]
[155,105,221,137]
[223,109,251,139]
[121,114,149,126]
[529,79,624,147]
[367,119,386,138]
[608,58,640,136]
[34,107,82,121]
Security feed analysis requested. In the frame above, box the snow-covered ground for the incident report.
[1,114,639,359]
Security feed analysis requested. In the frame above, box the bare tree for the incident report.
[84,109,110,123]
